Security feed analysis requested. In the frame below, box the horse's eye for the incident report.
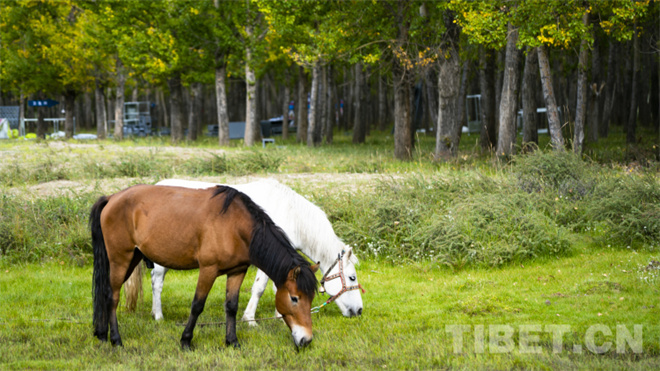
[291,296,299,304]
[349,275,356,282]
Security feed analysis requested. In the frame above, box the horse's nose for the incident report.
[357,308,362,316]
[297,336,312,348]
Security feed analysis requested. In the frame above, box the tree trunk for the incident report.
[320,64,328,143]
[573,12,589,154]
[638,36,652,128]
[296,66,308,143]
[495,48,505,124]
[538,45,565,151]
[64,90,76,139]
[454,61,469,144]
[496,23,521,158]
[324,65,334,143]
[158,87,169,131]
[627,20,640,145]
[379,72,388,131]
[36,99,46,140]
[281,70,290,140]
[168,74,183,143]
[215,64,230,145]
[344,66,352,132]
[393,69,412,159]
[113,59,126,140]
[95,80,107,139]
[83,91,93,131]
[244,42,259,146]
[600,41,617,138]
[522,47,539,150]
[479,47,497,151]
[308,61,320,147]
[435,53,461,159]
[352,63,366,144]
[435,12,461,159]
[588,23,602,143]
[187,82,201,141]
[424,71,437,134]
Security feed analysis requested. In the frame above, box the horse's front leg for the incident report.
[241,269,269,326]
[150,264,169,320]
[180,266,218,350]
[225,268,247,348]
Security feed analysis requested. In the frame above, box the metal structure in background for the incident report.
[0,106,23,137]
[122,101,152,136]
[465,94,482,134]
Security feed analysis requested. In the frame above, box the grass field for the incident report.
[0,129,659,369]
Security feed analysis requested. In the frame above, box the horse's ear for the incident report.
[292,266,301,280]
[311,262,320,273]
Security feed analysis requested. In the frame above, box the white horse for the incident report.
[126,178,363,324]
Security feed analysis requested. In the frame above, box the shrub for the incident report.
[0,193,94,263]
[512,151,597,200]
[318,176,571,269]
[585,174,660,246]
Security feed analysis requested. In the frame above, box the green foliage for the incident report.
[586,174,660,247]
[512,151,597,200]
[317,175,571,269]
[0,0,94,95]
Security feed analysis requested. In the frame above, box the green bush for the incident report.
[0,194,94,263]
[512,151,597,200]
[585,174,660,246]
[318,176,571,269]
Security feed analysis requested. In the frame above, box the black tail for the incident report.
[90,195,111,341]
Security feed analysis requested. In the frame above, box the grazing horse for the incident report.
[90,185,318,349]
[125,179,363,324]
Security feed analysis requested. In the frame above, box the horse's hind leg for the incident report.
[180,266,218,350]
[108,248,141,346]
[241,269,269,326]
[225,269,247,348]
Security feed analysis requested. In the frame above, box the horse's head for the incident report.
[321,247,364,317]
[276,263,319,348]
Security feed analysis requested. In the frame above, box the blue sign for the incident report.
[28,99,59,107]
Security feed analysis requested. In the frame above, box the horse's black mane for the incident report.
[212,186,318,299]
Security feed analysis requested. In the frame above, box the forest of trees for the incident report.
[0,0,658,160]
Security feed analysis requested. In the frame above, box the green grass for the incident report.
[0,246,658,369]
[0,126,659,368]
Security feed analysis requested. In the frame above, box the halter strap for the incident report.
[312,248,364,313]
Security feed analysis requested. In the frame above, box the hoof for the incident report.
[181,341,193,351]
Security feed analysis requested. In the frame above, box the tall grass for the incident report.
[0,193,94,264]
[0,149,284,187]
[0,139,658,266]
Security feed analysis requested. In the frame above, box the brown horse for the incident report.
[90,185,318,349]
